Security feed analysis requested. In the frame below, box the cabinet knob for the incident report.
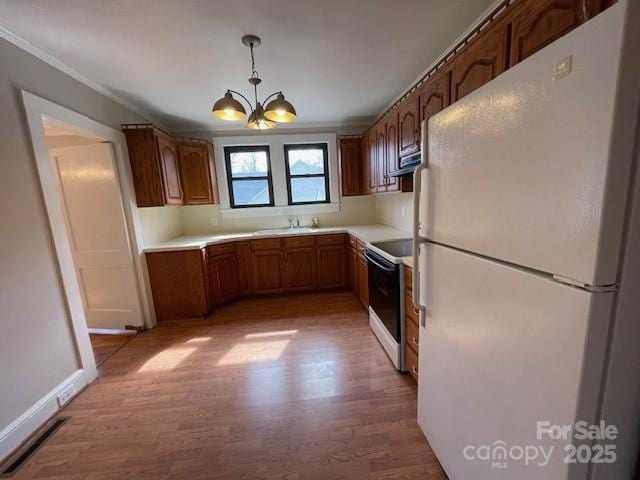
[412,336,419,345]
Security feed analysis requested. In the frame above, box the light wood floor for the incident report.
[90,333,135,366]
[13,291,446,480]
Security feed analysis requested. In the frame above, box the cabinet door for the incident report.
[398,94,420,158]
[376,124,387,192]
[348,246,358,292]
[123,128,165,207]
[361,135,370,195]
[451,22,508,102]
[156,132,183,205]
[338,138,363,196]
[420,69,451,125]
[210,253,240,305]
[235,241,252,296]
[317,245,347,289]
[356,253,369,306]
[385,114,400,192]
[252,249,285,294]
[178,143,217,205]
[368,132,377,193]
[285,247,317,291]
[509,0,593,67]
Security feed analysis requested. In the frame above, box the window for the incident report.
[224,146,274,208]
[284,143,330,205]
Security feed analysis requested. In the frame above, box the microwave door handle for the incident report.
[413,120,429,322]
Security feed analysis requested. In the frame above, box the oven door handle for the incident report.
[364,252,396,273]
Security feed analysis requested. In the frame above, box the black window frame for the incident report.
[284,143,331,206]
[224,145,275,208]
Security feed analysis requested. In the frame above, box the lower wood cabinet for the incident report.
[285,247,317,291]
[252,248,286,294]
[404,266,419,384]
[146,233,356,321]
[146,249,209,321]
[207,247,240,305]
[355,238,369,308]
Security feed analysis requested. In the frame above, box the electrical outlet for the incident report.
[401,205,408,217]
[211,217,219,226]
[57,385,75,407]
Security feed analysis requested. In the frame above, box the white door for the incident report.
[417,243,613,480]
[425,6,627,286]
[50,143,143,329]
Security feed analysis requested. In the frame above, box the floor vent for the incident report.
[0,416,70,477]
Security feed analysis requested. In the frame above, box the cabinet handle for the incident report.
[411,366,419,376]
[412,336,419,346]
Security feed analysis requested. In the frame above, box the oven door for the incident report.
[366,250,400,342]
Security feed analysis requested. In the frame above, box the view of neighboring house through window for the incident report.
[224,145,274,207]
[284,143,330,205]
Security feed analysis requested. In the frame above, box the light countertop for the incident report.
[143,224,411,253]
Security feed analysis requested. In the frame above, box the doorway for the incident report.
[23,91,154,383]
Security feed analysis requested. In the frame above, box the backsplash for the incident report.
[182,196,376,235]
[137,193,413,244]
[375,192,413,232]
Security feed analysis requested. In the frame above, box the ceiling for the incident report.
[0,0,495,132]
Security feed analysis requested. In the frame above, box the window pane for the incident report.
[229,150,268,177]
[232,179,271,205]
[290,177,326,203]
[287,148,325,175]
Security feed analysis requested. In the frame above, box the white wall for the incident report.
[137,206,183,245]
[0,36,146,440]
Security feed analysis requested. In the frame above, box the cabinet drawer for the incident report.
[356,239,368,255]
[404,266,413,292]
[405,343,419,383]
[405,317,419,355]
[284,235,315,248]
[405,290,420,325]
[207,242,235,256]
[251,238,282,250]
[317,234,345,246]
[348,235,357,248]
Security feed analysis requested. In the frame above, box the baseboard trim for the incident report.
[0,369,88,462]
[87,328,136,335]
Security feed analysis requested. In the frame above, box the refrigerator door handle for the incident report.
[412,120,429,320]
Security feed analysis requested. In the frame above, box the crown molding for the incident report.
[0,23,165,127]
[376,0,511,119]
[170,120,374,135]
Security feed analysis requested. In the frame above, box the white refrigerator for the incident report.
[412,4,639,480]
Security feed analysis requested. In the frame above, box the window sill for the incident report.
[220,202,340,219]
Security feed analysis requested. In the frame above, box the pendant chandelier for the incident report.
[211,35,297,130]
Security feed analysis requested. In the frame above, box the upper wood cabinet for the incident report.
[178,142,219,205]
[338,137,363,196]
[123,125,219,207]
[376,123,387,192]
[398,93,420,158]
[385,113,400,192]
[155,131,183,205]
[508,0,598,67]
[367,131,378,193]
[419,69,452,126]
[451,22,509,102]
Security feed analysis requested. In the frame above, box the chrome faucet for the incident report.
[288,217,301,229]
